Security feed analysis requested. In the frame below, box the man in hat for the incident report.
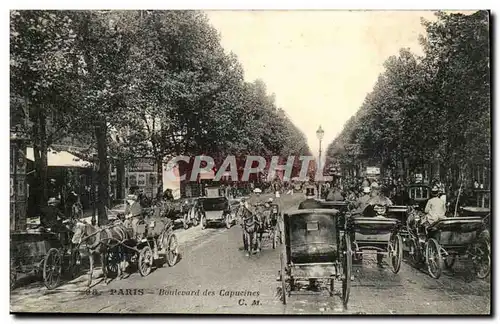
[367,182,393,207]
[353,186,372,215]
[423,185,447,226]
[298,186,322,210]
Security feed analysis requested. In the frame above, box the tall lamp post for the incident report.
[316,125,325,198]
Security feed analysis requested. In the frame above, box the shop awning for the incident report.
[26,148,91,168]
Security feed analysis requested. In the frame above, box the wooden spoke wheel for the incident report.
[165,234,179,267]
[183,214,189,230]
[389,234,403,274]
[408,237,422,267]
[225,214,232,229]
[426,238,443,279]
[138,245,153,277]
[106,249,120,276]
[43,248,62,290]
[280,252,288,305]
[341,234,352,307]
[471,239,490,279]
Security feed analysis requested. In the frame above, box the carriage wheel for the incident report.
[444,254,456,270]
[389,234,403,274]
[225,214,232,229]
[183,215,189,230]
[138,245,153,276]
[408,237,422,267]
[70,249,82,279]
[43,248,62,290]
[280,252,287,305]
[341,234,352,307]
[426,238,443,279]
[106,249,120,276]
[471,239,490,279]
[165,234,179,267]
[201,216,207,230]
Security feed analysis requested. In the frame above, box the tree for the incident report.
[10,10,81,210]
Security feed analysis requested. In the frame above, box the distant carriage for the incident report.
[160,198,201,230]
[199,196,236,229]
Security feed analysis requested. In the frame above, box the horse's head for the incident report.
[71,221,96,244]
[71,222,87,244]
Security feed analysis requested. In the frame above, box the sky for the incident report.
[205,10,444,161]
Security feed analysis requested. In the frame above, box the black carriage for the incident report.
[278,209,351,307]
[345,216,403,273]
[160,197,200,230]
[199,196,236,229]
[407,184,431,210]
[406,216,490,279]
[10,224,81,290]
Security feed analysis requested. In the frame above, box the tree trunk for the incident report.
[33,107,49,211]
[156,158,163,199]
[116,159,125,200]
[95,121,109,226]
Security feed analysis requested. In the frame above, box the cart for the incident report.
[10,225,81,290]
[406,216,490,279]
[278,209,351,307]
[199,196,236,229]
[346,216,403,273]
[253,203,280,249]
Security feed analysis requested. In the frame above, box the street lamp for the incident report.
[316,126,325,197]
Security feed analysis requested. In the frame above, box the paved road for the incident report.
[10,194,491,314]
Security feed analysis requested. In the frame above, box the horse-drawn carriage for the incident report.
[319,200,404,272]
[72,203,179,286]
[278,209,351,307]
[199,196,236,229]
[346,215,403,273]
[255,202,282,249]
[161,197,201,230]
[406,214,490,279]
[240,201,282,255]
[10,219,81,290]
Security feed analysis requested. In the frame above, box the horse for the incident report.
[240,207,262,256]
[71,220,132,286]
[256,207,272,250]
